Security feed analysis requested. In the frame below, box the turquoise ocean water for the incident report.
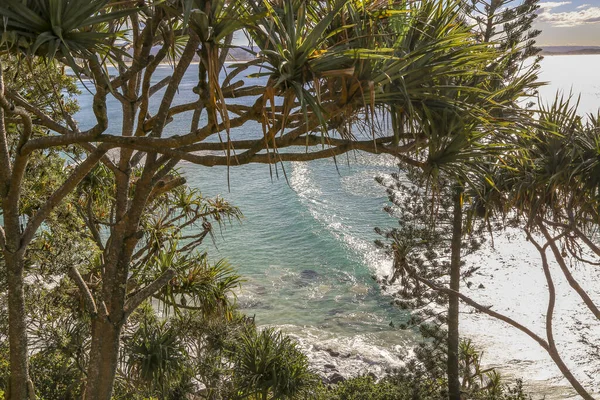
[74,55,600,376]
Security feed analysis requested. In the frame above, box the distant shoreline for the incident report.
[541,51,600,56]
[540,46,600,56]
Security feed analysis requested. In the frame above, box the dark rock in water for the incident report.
[328,373,345,385]
[327,308,344,316]
[325,348,340,357]
[300,269,319,280]
[295,269,320,287]
[478,283,485,289]
[239,300,273,310]
[324,364,336,370]
[254,286,268,295]
[367,372,378,381]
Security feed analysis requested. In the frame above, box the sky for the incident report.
[536,0,600,45]
[231,1,600,47]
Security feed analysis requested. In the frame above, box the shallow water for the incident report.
[73,55,600,396]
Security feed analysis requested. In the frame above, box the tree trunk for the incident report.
[447,187,463,400]
[83,318,122,400]
[5,252,32,400]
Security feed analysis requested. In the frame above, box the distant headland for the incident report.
[540,46,600,56]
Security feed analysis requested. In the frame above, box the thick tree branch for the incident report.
[149,31,201,140]
[410,267,550,351]
[20,109,255,152]
[0,107,11,189]
[123,269,176,317]
[95,135,422,168]
[6,90,75,136]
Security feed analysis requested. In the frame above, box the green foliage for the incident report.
[29,351,83,400]
[123,316,188,395]
[0,0,135,73]
[120,312,194,400]
[231,327,319,400]
[317,367,532,400]
[322,376,407,400]
[0,55,97,277]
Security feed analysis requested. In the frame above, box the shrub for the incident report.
[231,327,319,400]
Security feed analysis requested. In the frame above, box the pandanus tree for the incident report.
[0,0,521,398]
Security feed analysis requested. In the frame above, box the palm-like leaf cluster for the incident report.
[0,0,134,71]
[500,95,600,227]
[122,316,188,396]
[231,327,317,400]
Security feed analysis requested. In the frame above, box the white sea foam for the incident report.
[272,324,414,378]
[290,161,393,279]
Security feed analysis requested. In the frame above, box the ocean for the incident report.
[74,54,600,398]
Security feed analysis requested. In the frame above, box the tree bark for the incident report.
[83,318,123,400]
[447,187,463,400]
[5,252,33,400]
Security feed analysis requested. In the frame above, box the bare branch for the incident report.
[80,142,120,175]
[153,295,210,311]
[0,226,6,250]
[572,226,600,258]
[542,215,600,258]
[68,267,98,315]
[150,32,201,140]
[526,231,558,347]
[0,87,34,218]
[538,222,600,320]
[148,76,172,98]
[76,200,105,251]
[0,107,11,190]
[411,270,550,351]
[6,90,74,136]
[0,63,11,188]
[413,236,595,400]
[124,269,176,317]
[148,176,186,201]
